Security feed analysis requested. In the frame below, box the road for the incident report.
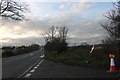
[30,60,118,79]
[2,49,119,79]
[2,49,43,78]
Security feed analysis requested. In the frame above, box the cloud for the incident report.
[1,2,110,46]
[71,2,88,14]
[2,37,44,46]
[0,19,45,46]
[0,23,43,39]
[68,2,95,15]
[59,4,65,9]
[1,17,106,46]
[68,16,108,45]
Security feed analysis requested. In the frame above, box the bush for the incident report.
[45,39,68,54]
[2,49,14,57]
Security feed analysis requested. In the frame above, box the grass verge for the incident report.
[45,46,109,70]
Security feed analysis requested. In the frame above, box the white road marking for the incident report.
[25,73,31,78]
[34,67,38,69]
[40,55,45,58]
[30,54,33,55]
[17,59,42,78]
[36,65,39,67]
[38,59,44,65]
[18,59,44,78]
[30,70,35,73]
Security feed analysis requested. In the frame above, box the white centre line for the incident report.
[34,67,38,69]
[25,74,31,78]
[36,65,39,67]
[17,59,43,78]
[40,55,45,58]
[30,54,33,55]
[38,59,44,65]
[30,69,35,73]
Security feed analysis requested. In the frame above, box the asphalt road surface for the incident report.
[30,60,118,79]
[2,49,119,79]
[2,49,43,78]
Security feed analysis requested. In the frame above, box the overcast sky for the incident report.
[0,0,114,47]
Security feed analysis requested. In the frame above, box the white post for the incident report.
[90,45,95,53]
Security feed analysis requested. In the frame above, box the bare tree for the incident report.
[44,26,59,43]
[101,1,120,69]
[44,26,69,43]
[0,0,28,21]
[101,1,120,46]
[44,26,69,53]
[59,26,68,42]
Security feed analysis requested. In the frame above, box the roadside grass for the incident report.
[45,46,109,70]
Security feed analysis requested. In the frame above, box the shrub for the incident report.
[45,39,68,54]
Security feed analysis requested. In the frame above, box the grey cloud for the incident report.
[2,13,107,46]
[67,16,109,45]
[2,37,44,46]
[1,2,110,46]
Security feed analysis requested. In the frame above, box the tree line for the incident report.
[2,44,40,57]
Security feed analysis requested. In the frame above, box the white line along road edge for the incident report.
[24,59,44,78]
[17,59,44,78]
[24,74,31,78]
[30,70,35,73]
